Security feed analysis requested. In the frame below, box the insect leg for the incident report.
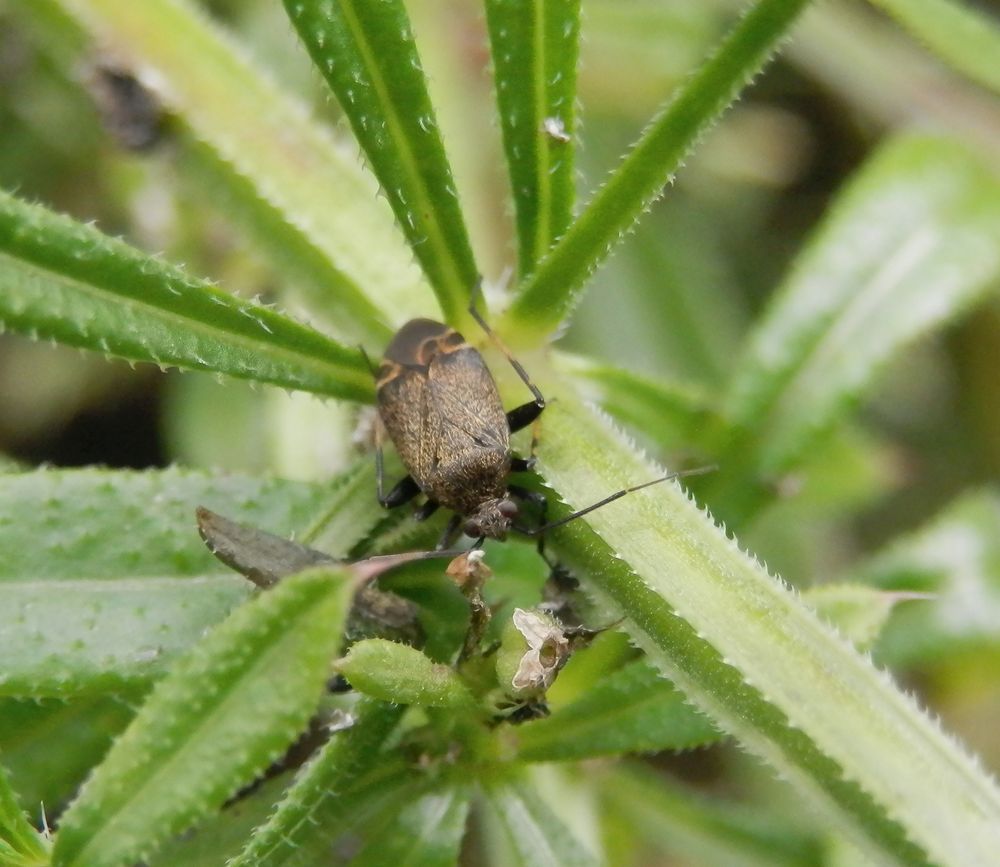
[380,476,421,509]
[436,513,463,550]
[468,295,546,428]
[508,484,550,559]
[413,500,440,522]
[506,401,545,434]
[510,455,536,473]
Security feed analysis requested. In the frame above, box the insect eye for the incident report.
[498,499,518,519]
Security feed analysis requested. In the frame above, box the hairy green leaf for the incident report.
[0,192,373,401]
[337,639,476,710]
[538,394,999,865]
[229,699,402,867]
[502,0,811,342]
[0,576,247,697]
[350,784,471,867]
[284,0,478,327]
[0,464,386,696]
[0,467,328,582]
[51,567,351,867]
[148,777,288,867]
[557,352,720,454]
[605,764,825,867]
[870,0,1000,96]
[52,0,432,343]
[0,762,49,867]
[514,658,720,762]
[0,697,135,827]
[803,583,919,652]
[852,489,1000,666]
[725,135,1000,478]
[482,778,600,867]
[485,0,579,276]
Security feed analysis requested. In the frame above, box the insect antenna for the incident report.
[517,465,717,536]
[467,284,545,410]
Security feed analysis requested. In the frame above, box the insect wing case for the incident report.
[377,319,510,514]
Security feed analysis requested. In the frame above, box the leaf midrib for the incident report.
[61,582,336,867]
[337,0,467,305]
[0,252,371,396]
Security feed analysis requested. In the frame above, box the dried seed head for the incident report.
[497,608,572,700]
[445,547,492,588]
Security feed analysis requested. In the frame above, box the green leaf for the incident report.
[725,134,1000,478]
[350,784,471,867]
[0,464,384,696]
[51,0,434,344]
[484,0,579,277]
[605,764,825,867]
[0,467,340,582]
[0,697,135,823]
[482,779,600,867]
[557,352,720,454]
[869,0,1000,96]
[0,191,374,402]
[851,489,1000,666]
[283,0,478,327]
[501,0,811,342]
[0,575,248,697]
[230,698,402,867]
[0,761,49,867]
[148,776,289,867]
[514,658,720,762]
[51,566,351,867]
[336,639,476,711]
[537,394,1000,865]
[803,583,921,652]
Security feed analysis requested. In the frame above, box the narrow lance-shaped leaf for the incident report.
[482,779,600,867]
[0,762,49,867]
[485,0,580,276]
[724,134,1000,478]
[0,191,373,402]
[536,395,1000,866]
[54,0,433,343]
[802,584,922,652]
[349,784,471,867]
[51,566,352,867]
[605,764,825,867]
[284,0,479,328]
[868,0,1000,97]
[501,0,811,342]
[851,489,1000,667]
[556,352,720,454]
[230,698,403,867]
[0,460,394,697]
[514,658,720,762]
[0,466,360,583]
[0,697,135,827]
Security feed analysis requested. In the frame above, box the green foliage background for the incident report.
[1,0,1000,865]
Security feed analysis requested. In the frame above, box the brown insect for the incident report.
[371,303,712,548]
[373,305,545,547]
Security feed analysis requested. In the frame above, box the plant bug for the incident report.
[370,301,714,548]
[371,302,545,546]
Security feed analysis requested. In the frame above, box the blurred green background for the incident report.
[2,0,1000,859]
